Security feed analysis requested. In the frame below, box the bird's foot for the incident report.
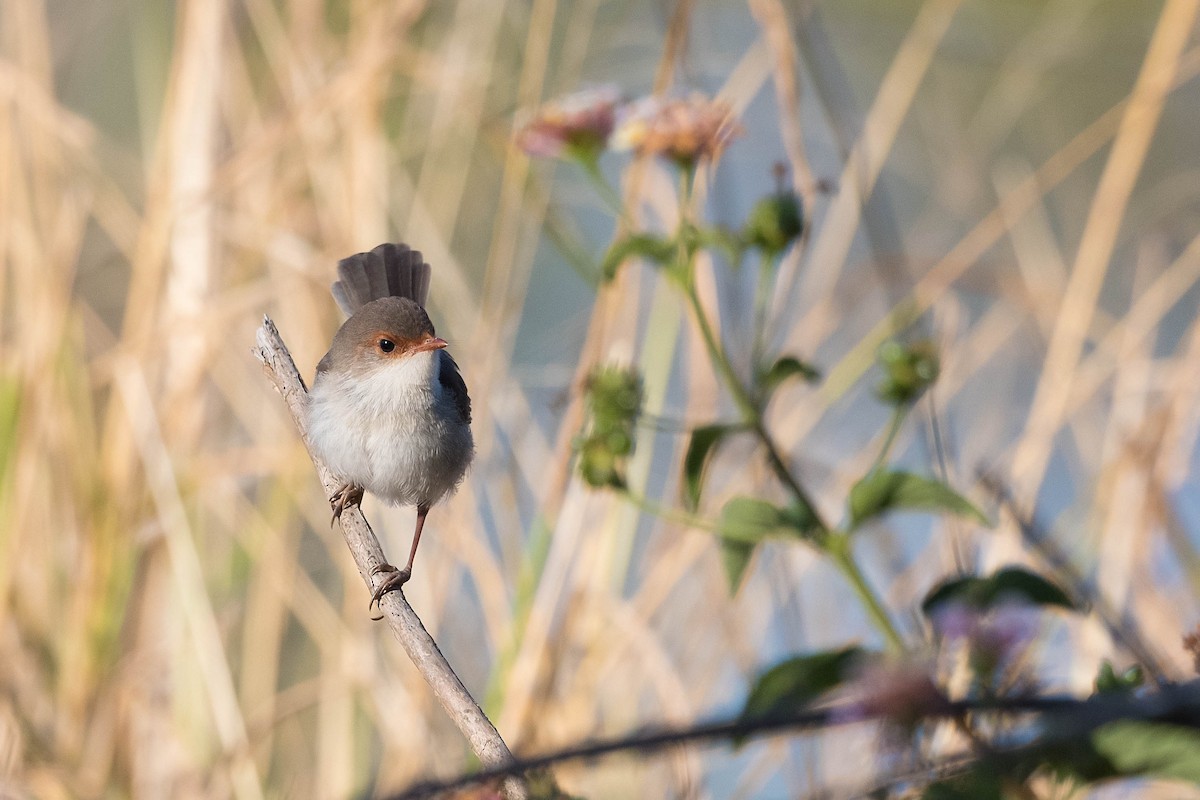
[329,484,364,526]
[368,563,412,619]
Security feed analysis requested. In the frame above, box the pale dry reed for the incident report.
[2,0,1199,798]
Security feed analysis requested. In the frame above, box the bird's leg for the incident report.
[369,504,429,616]
[329,483,364,525]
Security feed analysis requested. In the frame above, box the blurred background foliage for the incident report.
[3,0,1200,797]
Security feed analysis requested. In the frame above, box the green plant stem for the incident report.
[578,153,628,221]
[621,488,718,532]
[679,161,697,216]
[667,162,904,649]
[868,406,908,476]
[683,285,819,512]
[684,284,755,415]
[826,534,905,653]
[683,274,906,653]
[750,249,778,373]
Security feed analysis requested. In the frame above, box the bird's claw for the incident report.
[329,484,364,526]
[368,563,412,619]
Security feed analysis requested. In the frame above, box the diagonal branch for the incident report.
[253,316,528,800]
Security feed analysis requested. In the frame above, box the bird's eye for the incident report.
[378,338,396,353]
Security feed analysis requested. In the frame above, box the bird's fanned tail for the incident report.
[332,242,432,316]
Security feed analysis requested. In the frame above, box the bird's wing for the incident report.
[438,352,472,424]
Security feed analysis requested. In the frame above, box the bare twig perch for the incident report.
[254,316,528,800]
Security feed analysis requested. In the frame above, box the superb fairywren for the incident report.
[307,243,473,608]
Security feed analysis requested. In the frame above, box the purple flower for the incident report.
[515,85,621,160]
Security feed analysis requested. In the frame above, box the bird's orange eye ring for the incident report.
[378,338,396,353]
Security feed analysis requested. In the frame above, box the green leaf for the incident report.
[719,497,820,545]
[1034,738,1120,783]
[740,647,865,726]
[1095,660,1145,695]
[922,567,1078,616]
[716,499,822,593]
[848,470,987,530]
[921,767,1006,800]
[682,424,743,512]
[985,567,1076,608]
[600,234,675,280]
[1092,722,1200,782]
[719,498,784,544]
[760,355,820,397]
[720,539,755,593]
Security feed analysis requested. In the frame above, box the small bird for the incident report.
[307,242,474,610]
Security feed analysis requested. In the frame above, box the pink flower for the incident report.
[931,601,1041,681]
[611,94,743,165]
[515,85,622,159]
[977,603,1039,658]
[929,601,978,641]
[833,660,949,729]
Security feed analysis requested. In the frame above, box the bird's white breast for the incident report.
[307,350,473,508]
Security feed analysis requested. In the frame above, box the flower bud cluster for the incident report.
[876,339,940,406]
[576,366,643,489]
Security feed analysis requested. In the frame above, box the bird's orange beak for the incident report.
[416,336,449,353]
